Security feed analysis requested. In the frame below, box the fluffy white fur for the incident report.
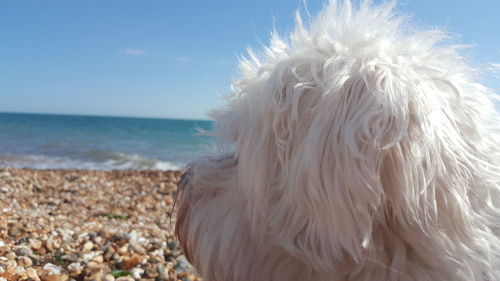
[176,1,500,280]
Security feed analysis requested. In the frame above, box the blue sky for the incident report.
[0,0,499,120]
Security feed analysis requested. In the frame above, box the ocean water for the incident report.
[0,112,215,170]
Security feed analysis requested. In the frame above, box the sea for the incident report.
[0,112,215,170]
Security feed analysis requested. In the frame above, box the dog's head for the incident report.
[176,1,500,280]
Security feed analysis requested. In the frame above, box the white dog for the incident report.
[176,1,500,280]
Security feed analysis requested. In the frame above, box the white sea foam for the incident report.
[0,152,182,171]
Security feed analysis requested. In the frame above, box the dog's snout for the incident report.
[178,167,193,191]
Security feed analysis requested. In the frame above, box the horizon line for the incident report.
[0,110,213,122]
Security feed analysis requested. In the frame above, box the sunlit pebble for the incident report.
[0,168,199,280]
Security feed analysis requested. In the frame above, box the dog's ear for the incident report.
[222,56,407,268]
[232,57,473,272]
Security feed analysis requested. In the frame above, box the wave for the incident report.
[0,151,182,171]
[39,142,73,150]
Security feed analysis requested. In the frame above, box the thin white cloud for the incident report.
[177,56,190,62]
[490,63,500,70]
[124,48,146,55]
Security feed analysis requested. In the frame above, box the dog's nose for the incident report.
[178,167,193,191]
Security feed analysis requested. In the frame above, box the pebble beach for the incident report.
[0,168,201,281]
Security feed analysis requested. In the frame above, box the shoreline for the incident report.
[0,167,199,281]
